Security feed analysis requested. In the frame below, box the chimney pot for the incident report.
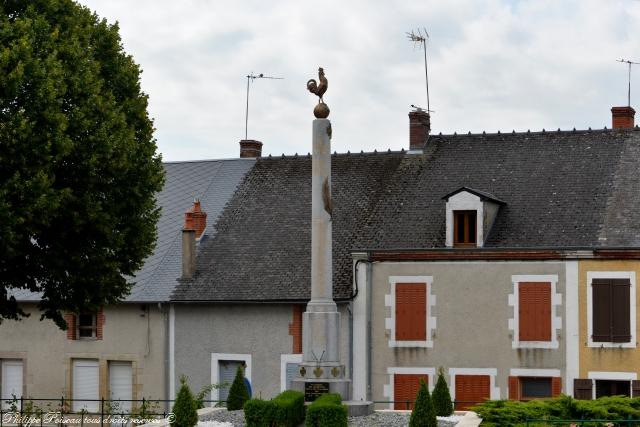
[409,109,431,151]
[239,139,263,158]
[611,106,635,129]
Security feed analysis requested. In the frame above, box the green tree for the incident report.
[171,376,198,427]
[409,379,437,427]
[227,365,250,410]
[432,367,453,416]
[0,0,164,327]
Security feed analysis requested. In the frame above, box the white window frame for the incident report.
[587,371,637,400]
[280,354,303,392]
[586,271,636,348]
[385,276,435,348]
[508,275,561,349]
[445,192,483,248]
[448,368,500,403]
[1,359,24,410]
[210,353,251,405]
[383,367,435,410]
[77,313,97,340]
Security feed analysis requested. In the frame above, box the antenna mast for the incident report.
[407,28,431,113]
[617,58,639,107]
[245,72,284,140]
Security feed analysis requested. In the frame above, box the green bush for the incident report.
[244,390,305,427]
[171,376,198,427]
[227,365,250,410]
[432,367,453,417]
[305,393,347,427]
[409,379,437,427]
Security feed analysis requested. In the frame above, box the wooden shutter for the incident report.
[508,376,520,400]
[519,282,552,341]
[455,375,490,410]
[395,283,427,341]
[96,308,105,340]
[551,377,562,397]
[574,379,593,400]
[1,360,23,410]
[611,279,631,343]
[72,359,99,412]
[394,374,428,410]
[592,279,612,342]
[632,380,640,397]
[109,362,133,413]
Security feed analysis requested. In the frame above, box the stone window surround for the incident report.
[508,274,561,349]
[385,276,436,348]
[280,353,302,392]
[586,271,636,348]
[383,367,435,410]
[587,371,638,400]
[210,353,252,404]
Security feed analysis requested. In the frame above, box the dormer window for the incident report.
[454,210,477,247]
[443,187,506,248]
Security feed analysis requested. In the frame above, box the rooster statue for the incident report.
[307,67,328,103]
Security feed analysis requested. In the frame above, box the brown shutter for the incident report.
[574,379,593,400]
[65,313,77,340]
[632,380,640,397]
[508,376,520,400]
[551,377,562,397]
[395,283,427,341]
[592,279,612,342]
[96,308,105,340]
[394,374,428,410]
[519,282,552,341]
[455,375,490,410]
[611,279,631,343]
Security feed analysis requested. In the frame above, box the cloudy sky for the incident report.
[78,0,640,161]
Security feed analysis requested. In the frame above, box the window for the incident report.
[519,282,551,341]
[210,353,251,406]
[453,210,476,247]
[509,371,561,401]
[72,359,99,412]
[386,276,435,348]
[394,374,428,410]
[78,313,97,338]
[454,375,490,410]
[65,309,104,340]
[596,380,630,398]
[280,354,302,391]
[575,372,640,400]
[1,360,23,410]
[592,279,631,343]
[521,378,552,399]
[109,361,133,414]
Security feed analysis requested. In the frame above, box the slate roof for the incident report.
[12,158,254,302]
[172,127,640,302]
[172,152,404,301]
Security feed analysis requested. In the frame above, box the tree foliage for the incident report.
[409,379,437,427]
[171,376,198,427]
[432,367,453,416]
[226,365,250,410]
[0,0,164,327]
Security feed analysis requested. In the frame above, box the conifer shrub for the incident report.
[409,379,437,427]
[305,393,347,427]
[432,367,454,416]
[227,365,250,410]
[171,376,198,427]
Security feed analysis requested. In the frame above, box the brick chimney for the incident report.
[184,199,207,239]
[239,139,263,157]
[611,106,635,129]
[409,108,431,151]
[182,200,206,279]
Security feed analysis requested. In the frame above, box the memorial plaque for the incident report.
[304,382,330,402]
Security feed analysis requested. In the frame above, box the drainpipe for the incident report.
[348,302,353,394]
[366,259,373,401]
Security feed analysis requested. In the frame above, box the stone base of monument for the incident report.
[343,401,374,417]
[290,376,351,401]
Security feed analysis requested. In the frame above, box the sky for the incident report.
[77,0,640,161]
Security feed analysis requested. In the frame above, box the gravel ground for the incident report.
[199,409,462,427]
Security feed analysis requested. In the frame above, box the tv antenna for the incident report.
[407,28,432,113]
[617,58,639,107]
[244,72,283,140]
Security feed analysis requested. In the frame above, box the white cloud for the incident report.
[78,0,640,160]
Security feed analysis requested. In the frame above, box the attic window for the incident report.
[454,211,476,247]
[77,313,97,339]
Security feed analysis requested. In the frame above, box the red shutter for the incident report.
[65,313,77,340]
[96,308,105,340]
[455,375,490,410]
[551,377,562,397]
[394,374,428,410]
[395,283,427,341]
[519,282,551,341]
[592,279,612,342]
[508,376,520,400]
[288,305,304,353]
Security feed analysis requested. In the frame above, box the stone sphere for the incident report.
[314,103,330,119]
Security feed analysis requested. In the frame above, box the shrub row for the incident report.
[244,390,305,427]
[473,395,640,426]
[305,393,347,427]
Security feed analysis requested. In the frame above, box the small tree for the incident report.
[227,365,250,410]
[171,376,198,427]
[409,379,437,427]
[432,367,453,416]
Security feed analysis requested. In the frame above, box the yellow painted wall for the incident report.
[578,260,640,377]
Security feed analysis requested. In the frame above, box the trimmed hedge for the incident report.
[244,390,305,427]
[473,395,640,426]
[306,393,347,427]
